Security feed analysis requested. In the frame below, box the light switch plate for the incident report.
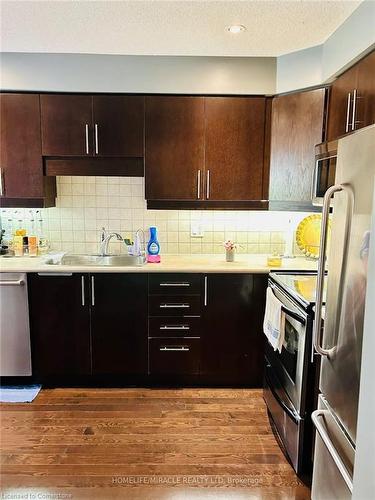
[191,222,204,238]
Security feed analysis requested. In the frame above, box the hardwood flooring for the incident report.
[0,388,310,499]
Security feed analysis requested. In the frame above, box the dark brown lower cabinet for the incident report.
[28,273,91,377]
[201,273,267,386]
[28,272,266,386]
[149,338,200,376]
[90,274,148,375]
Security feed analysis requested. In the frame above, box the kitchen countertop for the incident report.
[0,254,318,274]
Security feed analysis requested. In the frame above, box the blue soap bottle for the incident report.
[147,226,161,263]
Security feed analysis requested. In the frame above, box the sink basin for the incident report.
[46,254,146,267]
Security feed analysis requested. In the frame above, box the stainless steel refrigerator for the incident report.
[311,125,375,499]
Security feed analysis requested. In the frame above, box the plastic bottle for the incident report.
[147,227,161,263]
[13,235,24,256]
[28,211,38,257]
[35,211,49,255]
[1,212,14,247]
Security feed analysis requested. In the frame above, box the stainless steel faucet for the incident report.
[100,229,124,256]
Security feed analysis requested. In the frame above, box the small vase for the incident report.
[226,249,235,262]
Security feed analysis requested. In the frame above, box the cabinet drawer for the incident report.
[149,274,201,295]
[149,338,200,375]
[149,295,201,316]
[149,317,201,338]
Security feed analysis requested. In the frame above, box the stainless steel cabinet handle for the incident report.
[351,88,357,131]
[0,168,4,196]
[159,347,190,352]
[159,282,190,287]
[85,124,89,154]
[0,279,25,286]
[159,303,190,309]
[197,170,201,199]
[206,170,210,199]
[94,124,99,154]
[313,184,344,357]
[160,325,190,330]
[81,276,85,306]
[311,159,318,202]
[312,410,353,493]
[37,273,73,276]
[345,92,351,133]
[204,276,208,306]
[91,276,95,306]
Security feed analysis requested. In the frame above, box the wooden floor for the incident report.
[0,388,310,499]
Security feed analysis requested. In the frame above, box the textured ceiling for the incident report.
[0,0,362,57]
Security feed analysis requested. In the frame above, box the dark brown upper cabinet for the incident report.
[0,93,56,208]
[41,94,93,156]
[205,97,266,201]
[92,95,144,157]
[327,50,375,141]
[41,94,144,158]
[145,96,205,201]
[269,88,326,211]
[145,96,268,209]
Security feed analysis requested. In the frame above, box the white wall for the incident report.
[276,0,375,93]
[276,45,323,93]
[322,0,375,81]
[0,53,276,94]
[1,2,374,96]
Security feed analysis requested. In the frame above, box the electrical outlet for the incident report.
[191,222,204,238]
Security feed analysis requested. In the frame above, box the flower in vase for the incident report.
[223,240,236,251]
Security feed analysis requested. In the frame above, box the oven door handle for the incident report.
[265,364,301,424]
[269,285,306,325]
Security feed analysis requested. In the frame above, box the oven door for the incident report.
[265,284,308,415]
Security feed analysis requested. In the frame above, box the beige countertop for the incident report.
[0,253,318,274]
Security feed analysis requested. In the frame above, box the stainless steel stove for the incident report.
[263,270,322,479]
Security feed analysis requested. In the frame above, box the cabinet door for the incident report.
[205,97,266,201]
[269,89,325,209]
[327,65,358,141]
[0,94,44,199]
[40,94,93,156]
[356,50,375,130]
[145,96,205,200]
[28,273,91,377]
[201,274,267,386]
[91,274,148,375]
[93,96,144,157]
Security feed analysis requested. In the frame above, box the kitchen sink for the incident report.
[46,254,146,267]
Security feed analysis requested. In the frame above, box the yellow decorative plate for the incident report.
[296,214,328,259]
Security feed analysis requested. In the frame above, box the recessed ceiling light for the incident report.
[226,25,246,34]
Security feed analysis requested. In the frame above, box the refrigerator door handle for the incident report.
[312,410,353,493]
[313,184,344,357]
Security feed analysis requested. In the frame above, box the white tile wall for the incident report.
[1,176,313,255]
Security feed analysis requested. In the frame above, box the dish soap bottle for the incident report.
[147,226,161,263]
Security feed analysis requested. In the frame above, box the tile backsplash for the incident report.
[1,176,313,255]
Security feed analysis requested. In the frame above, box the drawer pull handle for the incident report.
[160,325,190,330]
[37,273,73,276]
[0,279,24,286]
[159,347,190,352]
[159,282,190,287]
[159,304,190,309]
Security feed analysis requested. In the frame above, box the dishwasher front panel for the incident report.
[0,273,32,376]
